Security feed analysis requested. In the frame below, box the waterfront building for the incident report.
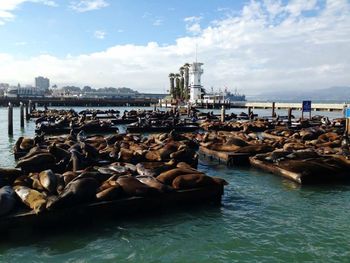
[35,76,50,91]
[4,84,44,98]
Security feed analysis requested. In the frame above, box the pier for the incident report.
[159,99,347,112]
[0,97,159,107]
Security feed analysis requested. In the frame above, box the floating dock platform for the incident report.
[0,185,224,232]
[199,146,250,166]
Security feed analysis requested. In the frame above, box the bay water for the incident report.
[0,106,349,262]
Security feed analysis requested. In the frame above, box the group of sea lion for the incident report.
[0,131,227,216]
[184,116,350,183]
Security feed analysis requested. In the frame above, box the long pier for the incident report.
[160,99,347,112]
[0,97,159,107]
[231,102,346,111]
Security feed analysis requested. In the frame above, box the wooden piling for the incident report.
[25,103,29,120]
[288,108,293,122]
[28,100,32,114]
[272,102,276,117]
[20,102,24,128]
[8,102,13,136]
[221,105,225,122]
[248,106,252,116]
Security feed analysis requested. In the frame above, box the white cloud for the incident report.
[94,30,106,39]
[69,0,108,13]
[184,16,202,35]
[0,0,349,94]
[0,0,57,24]
[153,19,163,26]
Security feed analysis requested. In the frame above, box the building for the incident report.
[189,62,204,102]
[4,84,44,98]
[35,76,50,91]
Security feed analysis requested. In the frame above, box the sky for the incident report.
[0,0,349,95]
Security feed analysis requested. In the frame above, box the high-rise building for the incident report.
[35,76,50,90]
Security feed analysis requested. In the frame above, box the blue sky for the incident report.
[0,0,247,57]
[0,0,349,94]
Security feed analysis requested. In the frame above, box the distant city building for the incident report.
[4,84,44,98]
[35,76,50,90]
[0,83,9,89]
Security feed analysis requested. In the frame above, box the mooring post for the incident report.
[288,108,292,123]
[272,102,276,117]
[221,105,226,122]
[248,106,252,116]
[25,103,29,120]
[20,102,24,128]
[8,102,13,136]
[28,100,32,114]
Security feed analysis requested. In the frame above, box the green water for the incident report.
[0,107,349,262]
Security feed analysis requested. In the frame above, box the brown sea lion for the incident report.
[46,177,99,210]
[39,169,58,194]
[117,176,158,196]
[14,186,47,214]
[172,174,216,189]
[62,171,78,184]
[157,168,203,185]
[136,175,173,192]
[19,137,35,151]
[96,184,123,201]
[16,153,56,172]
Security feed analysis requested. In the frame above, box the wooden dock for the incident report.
[0,185,224,232]
[199,146,250,166]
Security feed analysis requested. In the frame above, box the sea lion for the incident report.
[136,175,173,192]
[176,162,194,170]
[16,153,56,172]
[29,172,45,191]
[225,137,248,147]
[14,186,47,214]
[157,168,203,185]
[46,177,99,210]
[62,171,77,184]
[0,186,16,216]
[0,168,23,187]
[19,137,35,151]
[48,143,70,160]
[117,176,158,196]
[96,184,123,201]
[39,169,58,194]
[172,174,216,189]
[208,143,241,152]
[136,162,173,177]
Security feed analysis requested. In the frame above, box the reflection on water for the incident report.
[0,106,349,262]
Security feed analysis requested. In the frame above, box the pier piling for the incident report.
[25,103,29,120]
[221,105,225,122]
[288,108,293,122]
[20,102,24,128]
[28,100,32,114]
[272,102,276,117]
[8,102,13,136]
